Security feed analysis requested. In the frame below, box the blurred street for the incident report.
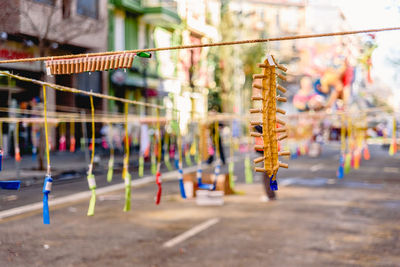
[1,144,399,266]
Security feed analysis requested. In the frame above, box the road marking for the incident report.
[163,218,220,248]
[0,166,198,221]
[310,163,324,172]
[383,167,399,173]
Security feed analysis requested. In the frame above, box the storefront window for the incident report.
[34,0,55,5]
[77,0,98,19]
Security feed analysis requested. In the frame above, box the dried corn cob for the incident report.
[250,55,289,190]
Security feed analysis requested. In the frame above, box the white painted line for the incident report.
[163,218,220,248]
[310,163,324,172]
[383,167,399,173]
[0,166,198,221]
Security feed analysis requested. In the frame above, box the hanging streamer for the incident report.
[42,85,53,224]
[229,122,235,189]
[151,134,157,175]
[59,122,67,151]
[155,108,162,205]
[0,122,3,171]
[107,123,114,183]
[163,132,173,171]
[185,143,192,166]
[213,120,221,190]
[14,122,21,162]
[70,120,76,152]
[389,116,397,155]
[177,115,186,199]
[87,94,97,216]
[337,115,346,179]
[197,123,213,190]
[123,102,131,212]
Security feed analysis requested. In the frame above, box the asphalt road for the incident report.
[0,143,399,266]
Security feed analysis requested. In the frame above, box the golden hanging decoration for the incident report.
[250,55,289,182]
[45,53,136,75]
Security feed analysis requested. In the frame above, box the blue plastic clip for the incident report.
[270,175,278,191]
[0,180,21,190]
[42,175,53,224]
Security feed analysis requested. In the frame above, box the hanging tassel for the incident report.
[185,144,192,166]
[32,146,37,161]
[229,160,235,189]
[363,145,370,160]
[337,153,344,179]
[178,165,186,199]
[155,164,162,205]
[212,160,221,190]
[0,149,2,171]
[164,151,173,171]
[354,150,360,170]
[270,174,278,191]
[70,121,76,152]
[138,155,144,177]
[87,173,96,216]
[87,93,97,216]
[42,175,53,224]
[164,133,173,171]
[151,151,157,175]
[15,122,21,162]
[123,172,131,211]
[244,155,253,184]
[190,141,196,156]
[344,153,352,174]
[107,153,114,183]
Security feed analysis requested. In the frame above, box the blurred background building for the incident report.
[0,0,397,158]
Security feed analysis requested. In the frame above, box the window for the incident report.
[62,0,71,19]
[77,0,98,19]
[34,0,55,5]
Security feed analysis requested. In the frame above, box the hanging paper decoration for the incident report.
[185,143,192,166]
[86,94,97,216]
[107,123,114,183]
[0,122,3,171]
[59,122,67,151]
[163,132,173,171]
[155,108,162,205]
[70,120,76,152]
[123,103,131,212]
[176,117,186,199]
[228,123,235,189]
[45,52,151,75]
[151,134,157,175]
[197,124,214,190]
[337,115,346,179]
[41,85,53,224]
[139,124,150,177]
[389,116,397,156]
[212,121,221,190]
[14,122,21,162]
[250,55,289,190]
